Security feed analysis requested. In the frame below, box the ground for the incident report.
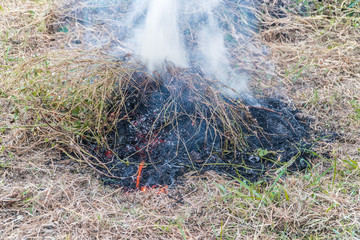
[1,0,360,239]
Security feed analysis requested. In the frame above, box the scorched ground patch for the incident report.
[78,70,315,190]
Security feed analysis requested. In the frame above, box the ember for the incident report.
[81,71,314,191]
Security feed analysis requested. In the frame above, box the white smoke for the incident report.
[68,0,258,95]
[125,0,249,95]
[135,0,188,72]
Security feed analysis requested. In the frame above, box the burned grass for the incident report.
[1,0,360,239]
[80,70,314,190]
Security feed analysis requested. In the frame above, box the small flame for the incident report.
[135,159,168,194]
[136,161,145,189]
[139,185,168,194]
[158,185,168,194]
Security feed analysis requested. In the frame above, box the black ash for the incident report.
[82,72,314,190]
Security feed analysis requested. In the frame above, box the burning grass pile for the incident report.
[2,51,314,191]
[79,68,314,190]
[5,0,314,190]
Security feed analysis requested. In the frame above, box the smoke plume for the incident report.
[67,0,260,96]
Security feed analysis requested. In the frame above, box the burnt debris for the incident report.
[81,72,314,190]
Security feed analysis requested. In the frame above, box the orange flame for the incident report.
[136,161,168,194]
[158,185,168,194]
[139,185,168,194]
[136,161,145,189]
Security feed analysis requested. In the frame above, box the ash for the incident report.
[82,73,313,190]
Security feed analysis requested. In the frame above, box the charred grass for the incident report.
[1,0,360,239]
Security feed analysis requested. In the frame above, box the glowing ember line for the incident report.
[136,161,145,189]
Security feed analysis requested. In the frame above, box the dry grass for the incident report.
[1,0,360,239]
